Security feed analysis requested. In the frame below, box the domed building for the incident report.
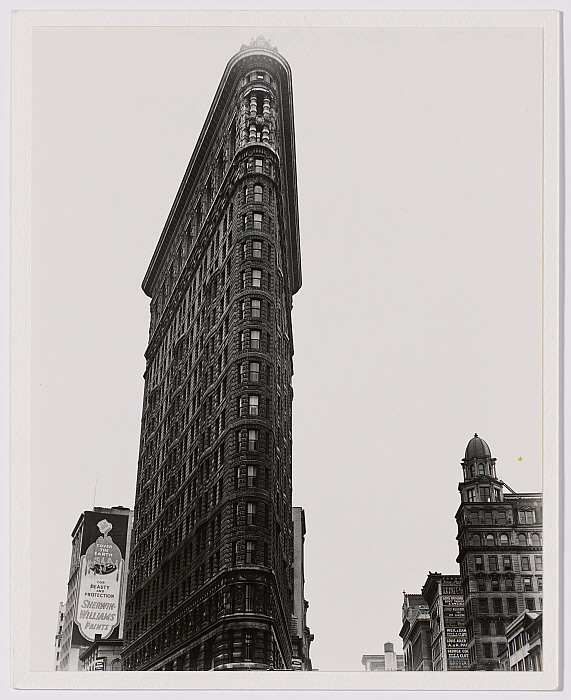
[455,435,543,671]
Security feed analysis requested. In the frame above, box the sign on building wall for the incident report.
[72,511,129,644]
[441,578,469,669]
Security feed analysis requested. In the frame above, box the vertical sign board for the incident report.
[71,511,129,645]
[441,577,469,670]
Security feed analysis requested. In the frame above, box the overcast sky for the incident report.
[29,24,544,672]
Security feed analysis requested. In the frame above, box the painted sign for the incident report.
[75,518,124,641]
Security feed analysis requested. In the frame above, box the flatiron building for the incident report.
[122,37,306,671]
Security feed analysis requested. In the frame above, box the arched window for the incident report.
[499,534,509,546]
[486,534,495,546]
[518,533,527,546]
[471,534,481,546]
[470,465,475,477]
[254,184,263,203]
[531,533,541,546]
[478,463,485,475]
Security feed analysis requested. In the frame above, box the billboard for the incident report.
[72,510,130,645]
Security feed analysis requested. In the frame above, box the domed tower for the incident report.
[459,434,503,505]
[455,435,543,671]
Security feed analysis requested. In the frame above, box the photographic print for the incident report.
[11,9,561,692]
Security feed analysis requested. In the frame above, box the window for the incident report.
[531,533,541,546]
[481,620,491,635]
[484,512,493,525]
[249,362,260,382]
[505,578,515,591]
[526,598,536,611]
[483,643,493,659]
[486,534,495,546]
[248,429,259,451]
[507,597,517,613]
[499,534,509,546]
[246,502,257,525]
[253,213,263,230]
[519,510,536,524]
[245,584,254,612]
[477,576,486,592]
[491,578,500,592]
[254,185,263,203]
[475,556,484,571]
[245,540,256,564]
[252,269,262,287]
[523,577,533,592]
[496,512,507,525]
[466,488,475,502]
[248,395,259,416]
[244,214,248,230]
[250,330,261,349]
[489,555,498,571]
[518,533,527,546]
[252,299,261,318]
[493,598,503,613]
[242,271,248,288]
[496,620,505,636]
[240,331,247,351]
[480,486,491,502]
[478,463,485,475]
[503,555,512,570]
[494,488,501,501]
[252,240,262,259]
[478,598,488,613]
[254,158,263,173]
[244,632,253,661]
[537,577,542,591]
[535,555,542,570]
[247,465,257,488]
[471,534,481,546]
[521,556,531,571]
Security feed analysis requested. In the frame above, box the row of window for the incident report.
[475,574,543,593]
[470,532,541,547]
[474,594,542,615]
[473,553,542,572]
[241,268,270,289]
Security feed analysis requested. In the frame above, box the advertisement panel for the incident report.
[72,510,129,645]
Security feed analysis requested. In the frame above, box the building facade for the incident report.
[400,593,432,671]
[53,602,65,670]
[58,506,133,671]
[421,573,469,670]
[122,37,306,671]
[362,642,404,671]
[456,434,543,670]
[498,611,542,671]
[291,507,313,670]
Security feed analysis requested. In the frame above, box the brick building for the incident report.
[122,37,308,671]
[421,573,469,670]
[456,434,542,670]
[400,593,432,671]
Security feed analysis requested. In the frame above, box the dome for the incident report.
[465,433,491,460]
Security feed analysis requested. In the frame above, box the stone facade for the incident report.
[122,38,306,671]
[400,593,432,671]
[456,435,542,670]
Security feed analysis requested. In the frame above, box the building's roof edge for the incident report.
[142,45,301,298]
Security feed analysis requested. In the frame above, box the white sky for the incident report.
[29,25,544,673]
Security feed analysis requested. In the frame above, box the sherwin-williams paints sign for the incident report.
[73,513,128,643]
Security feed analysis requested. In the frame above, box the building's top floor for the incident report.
[143,36,301,301]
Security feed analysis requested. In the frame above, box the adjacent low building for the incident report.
[400,593,432,671]
[498,611,542,671]
[58,506,133,671]
[362,642,404,671]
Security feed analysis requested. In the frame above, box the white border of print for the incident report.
[10,7,561,694]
